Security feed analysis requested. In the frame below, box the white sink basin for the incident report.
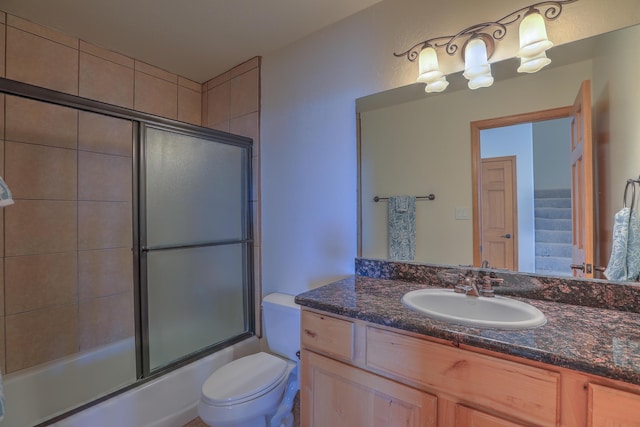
[402,289,546,330]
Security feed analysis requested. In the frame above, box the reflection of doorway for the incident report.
[480,156,517,270]
[471,106,579,275]
[472,81,596,277]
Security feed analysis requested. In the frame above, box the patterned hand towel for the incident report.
[604,207,640,281]
[388,195,416,261]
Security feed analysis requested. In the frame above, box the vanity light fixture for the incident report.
[394,0,578,92]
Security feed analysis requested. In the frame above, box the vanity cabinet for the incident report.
[588,383,640,426]
[300,308,640,427]
[303,351,437,426]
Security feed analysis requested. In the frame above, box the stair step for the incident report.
[535,218,572,231]
[535,256,573,272]
[536,229,572,244]
[535,207,572,220]
[536,242,573,257]
[534,198,571,209]
[534,189,571,199]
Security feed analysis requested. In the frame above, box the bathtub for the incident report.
[2,337,259,427]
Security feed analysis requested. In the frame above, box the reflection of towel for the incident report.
[604,207,640,281]
[388,196,416,261]
[0,176,14,208]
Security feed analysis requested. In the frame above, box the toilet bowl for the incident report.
[198,293,300,427]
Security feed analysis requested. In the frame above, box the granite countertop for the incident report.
[295,275,640,386]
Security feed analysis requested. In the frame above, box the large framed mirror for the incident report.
[357,23,640,281]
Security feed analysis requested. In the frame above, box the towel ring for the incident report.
[624,179,637,212]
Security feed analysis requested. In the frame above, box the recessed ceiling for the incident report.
[0,0,383,83]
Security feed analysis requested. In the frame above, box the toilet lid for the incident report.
[201,352,289,405]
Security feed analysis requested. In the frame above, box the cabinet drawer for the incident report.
[455,405,528,427]
[366,327,560,426]
[589,383,640,426]
[301,310,354,360]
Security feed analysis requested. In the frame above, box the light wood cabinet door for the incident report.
[588,383,640,426]
[455,405,527,427]
[302,350,437,427]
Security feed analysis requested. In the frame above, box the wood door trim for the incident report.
[471,106,573,267]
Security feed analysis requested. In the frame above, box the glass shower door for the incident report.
[141,125,253,372]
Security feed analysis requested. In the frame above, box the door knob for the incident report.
[500,233,511,239]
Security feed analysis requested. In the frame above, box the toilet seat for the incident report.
[201,352,289,407]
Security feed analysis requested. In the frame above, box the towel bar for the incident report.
[373,194,435,202]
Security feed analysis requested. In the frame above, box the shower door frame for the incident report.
[0,77,255,424]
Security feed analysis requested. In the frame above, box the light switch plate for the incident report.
[455,207,471,220]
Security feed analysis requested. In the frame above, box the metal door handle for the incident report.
[500,233,511,239]
[571,263,585,271]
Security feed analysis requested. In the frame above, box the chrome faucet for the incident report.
[454,271,502,297]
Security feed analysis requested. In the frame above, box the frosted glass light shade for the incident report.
[463,38,491,79]
[517,49,552,73]
[417,47,443,83]
[517,10,553,58]
[425,76,449,93]
[463,38,493,89]
[467,73,494,90]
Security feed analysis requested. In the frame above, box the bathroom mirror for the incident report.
[358,23,640,280]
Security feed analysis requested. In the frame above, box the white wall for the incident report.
[532,118,572,191]
[592,24,640,266]
[260,0,640,295]
[481,124,536,273]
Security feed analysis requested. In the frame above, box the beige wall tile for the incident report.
[5,252,77,315]
[209,121,230,133]
[6,96,78,149]
[230,68,259,118]
[79,292,134,351]
[0,23,5,78]
[6,27,78,95]
[79,248,133,300]
[6,200,77,256]
[78,151,132,202]
[7,15,78,48]
[178,86,202,126]
[135,72,178,119]
[230,112,259,144]
[0,262,4,316]
[0,317,5,374]
[78,201,132,250]
[6,141,77,200]
[205,71,230,91]
[201,92,208,127]
[229,57,260,79]
[79,40,133,68]
[79,52,134,109]
[6,303,78,373]
[206,83,230,126]
[135,60,177,83]
[0,209,4,257]
[79,111,133,156]
[0,139,4,177]
[178,76,202,92]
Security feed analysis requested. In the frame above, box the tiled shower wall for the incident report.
[0,12,262,374]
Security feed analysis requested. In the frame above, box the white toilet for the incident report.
[198,293,301,427]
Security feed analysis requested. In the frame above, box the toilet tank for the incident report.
[262,293,300,361]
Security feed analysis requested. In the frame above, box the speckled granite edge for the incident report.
[355,257,640,313]
[295,276,640,386]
